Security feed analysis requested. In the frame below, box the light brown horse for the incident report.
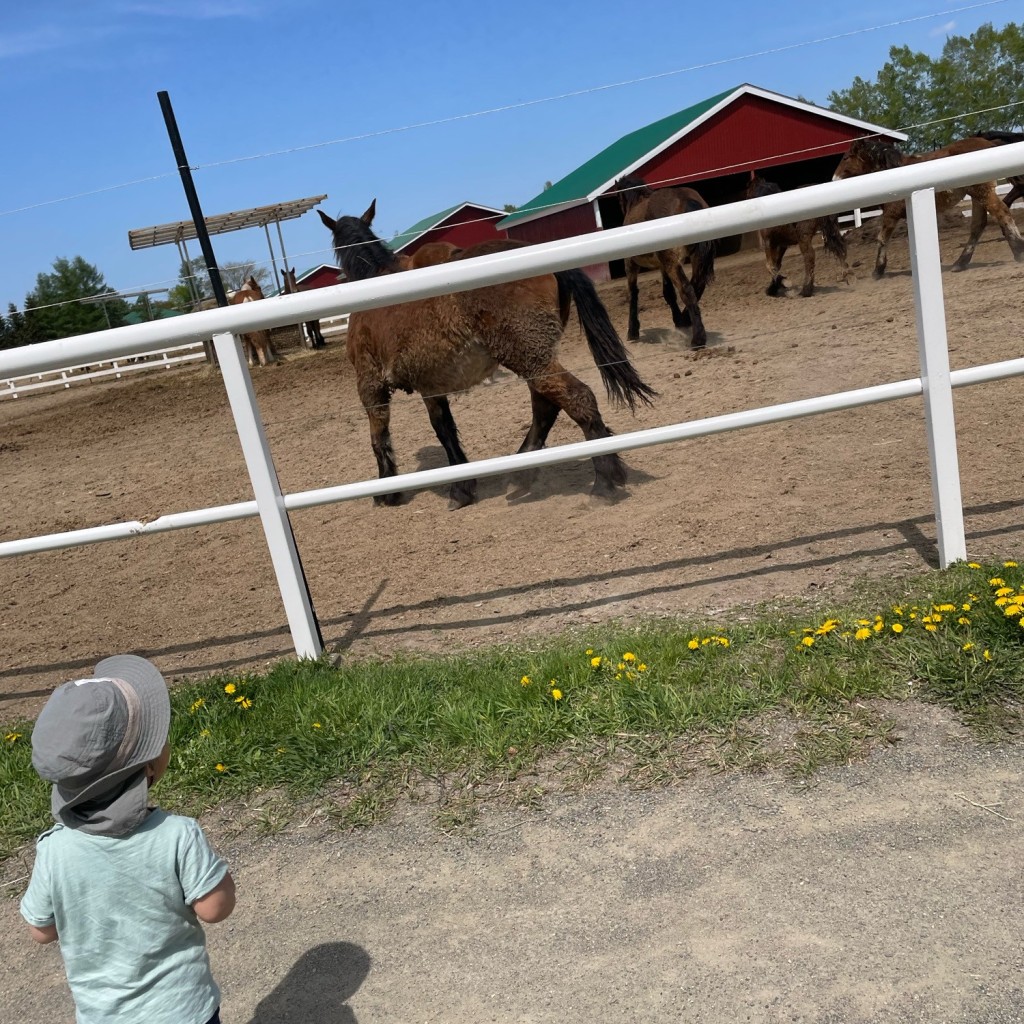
[281,268,326,349]
[745,176,850,297]
[833,135,1024,278]
[614,175,716,348]
[228,276,278,366]
[319,200,656,508]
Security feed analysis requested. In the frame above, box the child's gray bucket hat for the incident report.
[31,655,171,833]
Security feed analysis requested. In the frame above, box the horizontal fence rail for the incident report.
[2,140,1024,660]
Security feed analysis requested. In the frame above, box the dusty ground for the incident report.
[3,213,1023,718]
[3,216,1024,1023]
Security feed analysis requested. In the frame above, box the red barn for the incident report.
[288,263,343,289]
[389,202,508,259]
[498,83,906,280]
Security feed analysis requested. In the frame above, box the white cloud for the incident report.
[0,27,71,59]
[929,20,956,37]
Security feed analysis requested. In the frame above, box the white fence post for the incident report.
[212,331,323,659]
[906,187,967,567]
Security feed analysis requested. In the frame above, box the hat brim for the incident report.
[50,656,171,815]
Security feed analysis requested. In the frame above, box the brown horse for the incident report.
[745,176,850,297]
[614,175,715,348]
[281,268,326,349]
[833,136,1024,277]
[971,131,1024,208]
[227,276,278,366]
[319,200,656,508]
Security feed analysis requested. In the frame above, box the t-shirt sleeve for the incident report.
[178,819,229,906]
[20,832,56,928]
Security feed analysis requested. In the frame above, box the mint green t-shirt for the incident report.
[20,809,228,1024]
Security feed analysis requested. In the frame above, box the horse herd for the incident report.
[258,132,1024,509]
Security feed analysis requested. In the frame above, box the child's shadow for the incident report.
[248,942,370,1023]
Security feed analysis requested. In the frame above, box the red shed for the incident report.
[389,202,508,259]
[289,263,344,290]
[498,84,906,280]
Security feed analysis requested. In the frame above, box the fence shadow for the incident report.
[247,941,370,1024]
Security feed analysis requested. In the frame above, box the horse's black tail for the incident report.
[689,239,716,299]
[819,214,848,264]
[556,268,657,412]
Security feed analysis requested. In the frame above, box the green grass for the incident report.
[3,558,1024,860]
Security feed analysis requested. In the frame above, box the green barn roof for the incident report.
[498,87,736,228]
[387,201,505,252]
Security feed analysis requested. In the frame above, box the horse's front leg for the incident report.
[764,239,786,296]
[951,195,989,271]
[360,383,402,506]
[422,394,476,510]
[983,188,1024,264]
[798,235,816,297]
[661,256,706,349]
[873,203,902,278]
[625,260,641,341]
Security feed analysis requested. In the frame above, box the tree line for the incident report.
[3,20,1021,351]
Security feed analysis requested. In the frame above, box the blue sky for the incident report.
[0,0,1016,313]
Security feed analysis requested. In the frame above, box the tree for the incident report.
[22,257,129,342]
[0,303,41,350]
[828,21,1024,151]
[502,203,518,213]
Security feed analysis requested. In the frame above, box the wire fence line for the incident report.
[2,144,1023,658]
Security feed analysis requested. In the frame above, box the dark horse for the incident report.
[745,176,850,297]
[281,267,326,349]
[319,200,656,509]
[833,135,1024,277]
[971,131,1024,208]
[614,176,715,348]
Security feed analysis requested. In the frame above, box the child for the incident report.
[20,654,235,1024]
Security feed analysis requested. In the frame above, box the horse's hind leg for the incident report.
[873,203,902,278]
[625,260,641,341]
[798,234,816,297]
[422,394,476,510]
[508,386,562,499]
[359,380,402,506]
[951,193,990,271]
[660,254,706,348]
[525,362,627,501]
[985,188,1024,263]
[660,273,689,330]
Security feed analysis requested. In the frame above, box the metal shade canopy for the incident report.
[128,194,328,250]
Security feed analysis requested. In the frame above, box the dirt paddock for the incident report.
[2,214,1023,718]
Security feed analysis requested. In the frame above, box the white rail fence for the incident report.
[2,143,1023,661]
[1,313,351,401]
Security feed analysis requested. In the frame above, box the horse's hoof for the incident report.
[800,287,814,298]
[374,492,403,507]
[951,262,969,273]
[447,484,477,510]
[690,338,707,351]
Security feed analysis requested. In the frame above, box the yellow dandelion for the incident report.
[815,619,839,635]
[891,623,904,634]
[590,656,602,668]
[983,650,993,662]
[199,729,211,738]
[989,577,1006,587]
[687,638,700,650]
[551,689,563,701]
[622,652,636,663]
[801,636,815,648]
[995,597,1009,607]
[276,747,286,754]
[958,616,971,625]
[995,586,1013,597]
[4,732,22,743]
[935,603,956,613]
[215,763,228,773]
[224,682,237,695]
[924,623,938,632]
[1004,561,1019,568]
[1004,605,1022,617]
[716,637,730,647]
[638,663,647,672]
[857,619,871,627]
[962,642,975,651]
[854,628,871,641]
[585,648,593,656]
[615,673,622,681]
[617,662,626,671]
[189,698,205,713]
[892,606,904,616]
[312,722,322,729]
[234,696,253,710]
[962,603,972,611]
[873,621,885,632]
[701,638,712,646]
[967,562,981,569]
[520,675,531,687]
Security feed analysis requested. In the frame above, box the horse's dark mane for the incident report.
[329,216,399,281]
[850,136,905,170]
[746,176,782,200]
[614,175,653,214]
